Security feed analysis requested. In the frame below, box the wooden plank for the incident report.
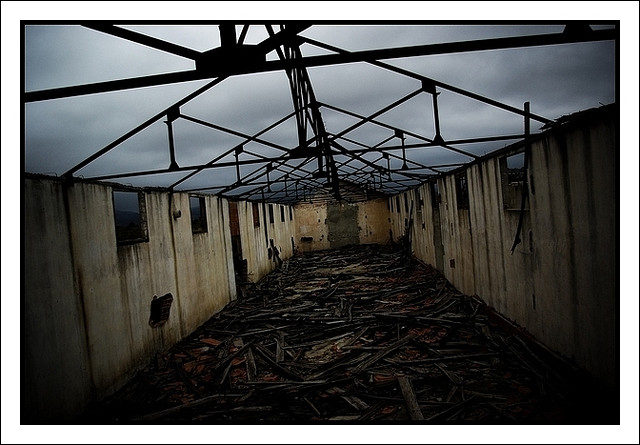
[398,376,424,420]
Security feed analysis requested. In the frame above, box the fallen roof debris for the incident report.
[83,244,611,423]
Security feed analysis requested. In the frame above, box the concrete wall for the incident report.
[24,179,93,422]
[294,198,391,252]
[24,177,296,422]
[389,108,617,389]
[235,200,296,282]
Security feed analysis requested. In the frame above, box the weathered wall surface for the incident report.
[294,199,391,252]
[24,179,93,422]
[235,201,296,282]
[356,199,392,245]
[294,203,330,252]
[389,109,617,389]
[24,178,245,421]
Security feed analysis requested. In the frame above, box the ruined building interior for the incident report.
[8,15,637,443]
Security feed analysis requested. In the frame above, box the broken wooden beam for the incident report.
[398,375,424,420]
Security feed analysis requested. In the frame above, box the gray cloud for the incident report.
[24,24,615,195]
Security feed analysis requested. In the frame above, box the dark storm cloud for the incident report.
[24,24,615,191]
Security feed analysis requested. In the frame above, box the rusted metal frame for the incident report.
[165,110,180,171]
[179,113,295,154]
[329,89,422,142]
[431,88,444,143]
[336,169,416,195]
[221,154,323,198]
[265,24,338,198]
[239,148,319,183]
[238,25,250,45]
[28,27,613,103]
[230,160,318,198]
[216,146,324,196]
[346,170,423,188]
[252,177,370,200]
[174,112,323,194]
[283,27,339,197]
[232,155,333,201]
[26,25,311,102]
[339,134,529,155]
[279,190,372,205]
[169,106,309,189]
[230,157,321,200]
[187,173,322,193]
[344,171,429,187]
[294,28,613,84]
[298,35,560,125]
[62,76,228,177]
[86,155,288,182]
[329,138,427,182]
[256,23,312,54]
[83,24,202,60]
[217,161,317,197]
[337,153,386,188]
[330,133,443,174]
[86,107,320,184]
[330,140,425,187]
[218,23,237,47]
[329,155,412,194]
[266,25,307,151]
[333,156,392,189]
[25,68,210,102]
[79,120,432,188]
[87,126,318,184]
[314,119,424,191]
[318,100,478,160]
[349,166,434,179]
[329,148,412,190]
[45,25,587,195]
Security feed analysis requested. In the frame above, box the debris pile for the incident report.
[86,245,602,423]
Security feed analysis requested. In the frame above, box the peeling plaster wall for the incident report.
[390,186,440,269]
[389,111,617,389]
[293,203,330,252]
[357,199,393,245]
[235,201,296,282]
[24,179,93,423]
[294,199,391,252]
[24,178,241,422]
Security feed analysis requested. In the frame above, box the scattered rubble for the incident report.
[84,245,607,423]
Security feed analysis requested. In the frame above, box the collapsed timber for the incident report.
[84,244,608,423]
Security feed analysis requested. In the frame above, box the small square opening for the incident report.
[252,202,260,228]
[149,293,173,328]
[455,174,469,210]
[500,151,528,211]
[190,196,208,233]
[415,189,423,209]
[429,182,441,209]
[113,190,148,245]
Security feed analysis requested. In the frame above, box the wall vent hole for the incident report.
[149,293,173,328]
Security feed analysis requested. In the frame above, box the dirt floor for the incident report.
[82,244,615,424]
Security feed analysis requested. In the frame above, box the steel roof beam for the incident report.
[84,24,202,60]
[27,27,613,104]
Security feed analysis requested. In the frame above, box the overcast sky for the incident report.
[24,24,616,197]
